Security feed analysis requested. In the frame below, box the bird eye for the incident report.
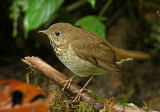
[55,31,60,36]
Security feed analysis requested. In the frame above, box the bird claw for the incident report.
[72,76,94,102]
[61,75,75,91]
[72,88,87,102]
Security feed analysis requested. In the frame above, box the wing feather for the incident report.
[70,35,121,72]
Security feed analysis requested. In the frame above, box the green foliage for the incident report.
[75,16,106,38]
[87,0,96,9]
[118,103,138,108]
[150,20,160,43]
[9,0,112,39]
[9,0,28,37]
[98,0,112,16]
[24,0,64,38]
[147,19,160,55]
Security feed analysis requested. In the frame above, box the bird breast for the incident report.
[55,44,107,77]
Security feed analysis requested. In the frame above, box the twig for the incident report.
[98,0,113,17]
[66,0,87,12]
[22,56,158,112]
[22,56,91,101]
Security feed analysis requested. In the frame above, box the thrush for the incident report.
[39,23,149,102]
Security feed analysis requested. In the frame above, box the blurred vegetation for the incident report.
[0,0,160,111]
[10,0,109,38]
[9,0,160,62]
[9,0,160,55]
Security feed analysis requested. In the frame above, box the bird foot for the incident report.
[72,76,94,102]
[61,75,75,91]
[72,88,87,102]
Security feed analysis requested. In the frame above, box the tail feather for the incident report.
[115,48,150,62]
[105,41,150,62]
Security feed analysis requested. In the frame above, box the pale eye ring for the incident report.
[55,31,61,36]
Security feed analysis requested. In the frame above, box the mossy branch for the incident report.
[22,56,158,112]
[22,56,91,101]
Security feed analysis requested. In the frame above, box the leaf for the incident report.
[87,0,96,9]
[118,103,138,108]
[0,79,46,109]
[9,0,28,37]
[24,0,64,38]
[75,15,106,38]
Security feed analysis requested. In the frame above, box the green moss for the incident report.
[78,100,94,112]
[49,90,66,111]
[99,108,106,112]
[48,90,95,112]
[103,98,115,112]
[141,101,151,110]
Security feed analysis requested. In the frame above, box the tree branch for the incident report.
[22,56,158,112]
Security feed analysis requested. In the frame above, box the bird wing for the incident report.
[70,34,121,72]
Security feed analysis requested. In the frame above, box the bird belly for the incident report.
[57,45,107,77]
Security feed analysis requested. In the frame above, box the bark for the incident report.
[22,56,158,112]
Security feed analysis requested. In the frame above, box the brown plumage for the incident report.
[39,22,150,102]
[39,22,150,77]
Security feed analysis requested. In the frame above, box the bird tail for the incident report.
[114,48,150,63]
[104,41,150,63]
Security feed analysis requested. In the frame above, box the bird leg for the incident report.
[62,75,76,91]
[72,76,94,102]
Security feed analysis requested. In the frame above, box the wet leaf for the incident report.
[87,0,96,9]
[0,79,46,109]
[75,15,106,38]
[24,0,64,38]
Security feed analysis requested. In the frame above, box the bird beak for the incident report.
[38,30,48,34]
